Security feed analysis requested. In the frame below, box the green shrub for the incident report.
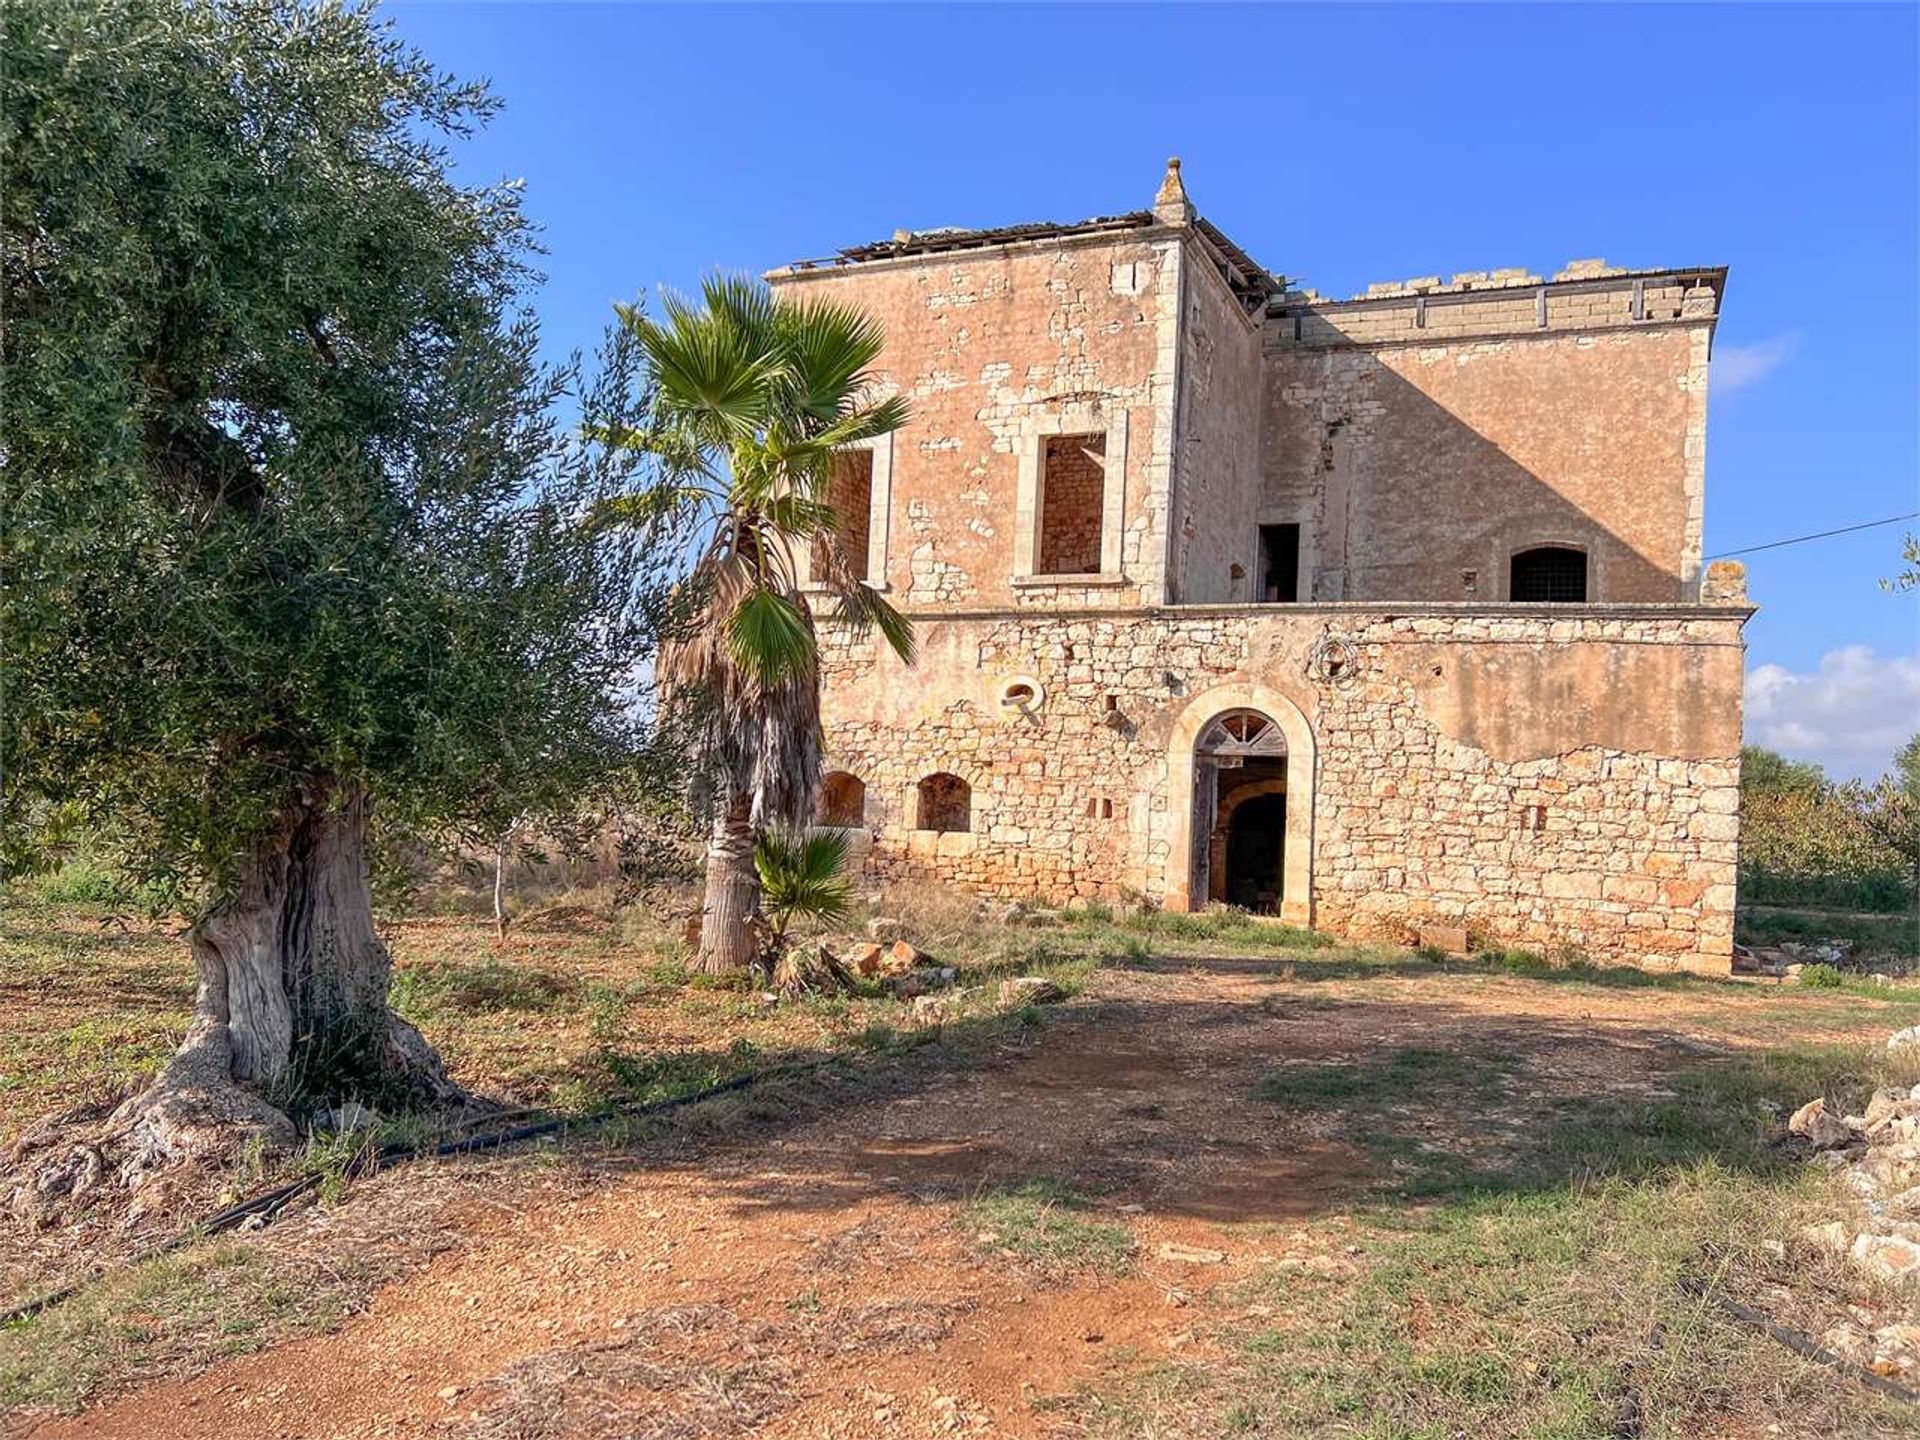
[1797,962,1845,989]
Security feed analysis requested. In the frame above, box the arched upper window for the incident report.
[819,771,866,828]
[1510,546,1588,603]
[916,773,971,833]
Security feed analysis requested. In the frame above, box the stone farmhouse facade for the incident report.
[769,161,1751,972]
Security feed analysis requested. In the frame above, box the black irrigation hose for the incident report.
[0,1058,834,1328]
[1683,1278,1920,1405]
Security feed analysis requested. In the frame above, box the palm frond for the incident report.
[726,586,816,689]
[764,492,835,541]
[779,296,889,423]
[755,827,854,935]
[808,397,912,456]
[832,578,917,664]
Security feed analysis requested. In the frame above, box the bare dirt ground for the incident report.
[19,951,1885,1440]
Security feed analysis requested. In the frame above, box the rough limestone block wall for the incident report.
[767,233,1183,611]
[1309,614,1741,966]
[1261,279,1716,604]
[819,607,1745,971]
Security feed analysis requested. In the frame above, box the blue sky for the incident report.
[392,2,1919,778]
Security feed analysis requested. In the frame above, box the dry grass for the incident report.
[8,877,1920,1435]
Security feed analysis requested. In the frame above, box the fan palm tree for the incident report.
[599,277,912,974]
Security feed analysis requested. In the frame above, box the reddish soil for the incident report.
[19,959,1838,1439]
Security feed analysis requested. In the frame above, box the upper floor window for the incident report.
[814,449,875,580]
[1038,433,1107,575]
[1258,523,1300,602]
[1510,546,1588,603]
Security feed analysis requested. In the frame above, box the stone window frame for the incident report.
[1011,410,1129,587]
[795,432,894,592]
[1499,537,1597,603]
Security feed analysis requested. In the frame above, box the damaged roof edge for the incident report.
[768,209,1286,311]
[1270,265,1730,314]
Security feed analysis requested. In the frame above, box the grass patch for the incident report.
[1256,1044,1519,1112]
[1092,1039,1914,1438]
[389,959,582,1015]
[0,1241,354,1414]
[962,1178,1136,1277]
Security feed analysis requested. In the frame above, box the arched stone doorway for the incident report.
[1194,710,1288,912]
[1165,686,1315,924]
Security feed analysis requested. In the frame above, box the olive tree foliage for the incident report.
[1,0,672,1182]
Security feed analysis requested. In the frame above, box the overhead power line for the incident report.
[1705,512,1920,561]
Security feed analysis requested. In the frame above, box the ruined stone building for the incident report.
[769,160,1751,971]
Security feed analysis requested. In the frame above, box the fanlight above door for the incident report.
[1195,709,1287,759]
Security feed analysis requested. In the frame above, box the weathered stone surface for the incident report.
[882,966,957,1000]
[1852,1232,1920,1281]
[1789,1098,1855,1151]
[865,916,904,943]
[845,942,886,977]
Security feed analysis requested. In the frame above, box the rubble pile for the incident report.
[1787,1028,1920,1380]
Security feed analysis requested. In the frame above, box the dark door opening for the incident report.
[1258,524,1300,602]
[1223,791,1287,912]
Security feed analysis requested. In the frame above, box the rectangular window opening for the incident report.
[1038,432,1106,576]
[1258,523,1300,603]
[816,449,874,581]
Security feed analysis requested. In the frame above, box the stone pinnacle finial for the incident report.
[1153,156,1194,226]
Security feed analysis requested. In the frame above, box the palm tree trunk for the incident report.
[697,790,762,975]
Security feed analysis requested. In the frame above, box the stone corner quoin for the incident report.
[770,159,1746,974]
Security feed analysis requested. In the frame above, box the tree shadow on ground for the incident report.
[507,984,1869,1236]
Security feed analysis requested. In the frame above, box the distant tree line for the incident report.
[1739,738,1920,913]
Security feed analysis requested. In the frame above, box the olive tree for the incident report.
[2,0,667,1186]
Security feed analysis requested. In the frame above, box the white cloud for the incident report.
[1744,645,1920,780]
[1710,332,1796,395]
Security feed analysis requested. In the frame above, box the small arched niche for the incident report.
[819,771,866,828]
[915,773,971,834]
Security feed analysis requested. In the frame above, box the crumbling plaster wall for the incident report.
[819,606,1746,971]
[1262,282,1715,604]
[1168,256,1266,602]
[768,234,1183,609]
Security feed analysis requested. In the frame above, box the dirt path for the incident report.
[24,961,1795,1440]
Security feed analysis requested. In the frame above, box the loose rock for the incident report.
[999,976,1066,1006]
[1788,1097,1854,1151]
[1851,1232,1920,1281]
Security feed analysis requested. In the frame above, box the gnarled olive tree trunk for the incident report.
[6,782,455,1218]
[184,781,451,1106]
[697,790,764,976]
